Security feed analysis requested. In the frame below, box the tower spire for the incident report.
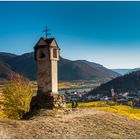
[43,26,51,38]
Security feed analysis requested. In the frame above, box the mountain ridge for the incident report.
[0,52,120,81]
[112,68,140,75]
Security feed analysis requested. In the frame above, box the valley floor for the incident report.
[0,108,140,139]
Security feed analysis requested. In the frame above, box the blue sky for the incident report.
[0,1,140,69]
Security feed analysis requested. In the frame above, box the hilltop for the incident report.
[0,108,140,139]
[88,70,140,96]
[112,68,140,75]
[0,52,120,81]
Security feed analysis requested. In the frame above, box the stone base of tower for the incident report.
[30,92,66,111]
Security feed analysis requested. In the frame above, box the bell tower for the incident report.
[33,36,65,109]
[34,37,60,95]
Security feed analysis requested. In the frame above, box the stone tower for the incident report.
[32,37,65,109]
[34,37,60,95]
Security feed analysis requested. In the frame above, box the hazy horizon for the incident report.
[0,1,140,69]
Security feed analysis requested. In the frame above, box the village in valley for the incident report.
[0,1,140,139]
[63,87,140,108]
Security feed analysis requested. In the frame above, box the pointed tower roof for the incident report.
[34,37,59,50]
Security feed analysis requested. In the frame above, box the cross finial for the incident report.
[43,26,51,38]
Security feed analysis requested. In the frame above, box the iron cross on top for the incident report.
[43,27,51,38]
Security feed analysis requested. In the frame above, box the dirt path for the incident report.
[0,108,140,139]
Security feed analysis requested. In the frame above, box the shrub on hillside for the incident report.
[3,74,34,119]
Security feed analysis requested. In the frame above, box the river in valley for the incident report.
[59,87,93,95]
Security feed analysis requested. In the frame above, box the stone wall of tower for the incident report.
[37,47,52,93]
[51,60,58,93]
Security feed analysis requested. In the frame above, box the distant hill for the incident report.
[88,70,140,96]
[0,52,120,81]
[112,68,140,75]
[7,52,36,80]
[0,52,17,80]
[131,68,140,73]
[0,61,15,80]
[112,69,132,75]
[0,52,17,62]
[59,58,120,81]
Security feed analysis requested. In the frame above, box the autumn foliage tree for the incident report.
[3,74,34,119]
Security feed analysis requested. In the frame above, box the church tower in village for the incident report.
[32,28,65,109]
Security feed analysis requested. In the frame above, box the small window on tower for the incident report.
[39,49,46,59]
[53,48,57,58]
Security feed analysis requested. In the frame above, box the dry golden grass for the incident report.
[58,81,87,89]
[0,108,140,139]
[95,105,140,120]
[67,101,140,120]
[0,94,6,118]
[24,81,87,90]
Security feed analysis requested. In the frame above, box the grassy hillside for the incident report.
[89,70,140,96]
[0,94,140,139]
[0,108,140,138]
[67,101,140,120]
